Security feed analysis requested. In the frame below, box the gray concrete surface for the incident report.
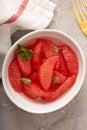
[0,0,87,130]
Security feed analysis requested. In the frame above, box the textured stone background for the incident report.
[0,0,87,130]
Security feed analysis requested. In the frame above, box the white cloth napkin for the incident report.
[0,0,56,78]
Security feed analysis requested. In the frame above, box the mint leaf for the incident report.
[53,76,59,83]
[27,50,35,60]
[54,46,60,52]
[37,97,42,101]
[21,78,31,85]
[16,44,35,60]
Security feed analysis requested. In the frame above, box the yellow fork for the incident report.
[72,0,87,36]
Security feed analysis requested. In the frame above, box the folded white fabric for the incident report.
[0,0,56,78]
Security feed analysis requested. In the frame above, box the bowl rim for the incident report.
[2,29,86,114]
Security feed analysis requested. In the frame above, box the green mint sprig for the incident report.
[54,46,60,52]
[53,76,59,83]
[37,97,42,101]
[21,78,31,85]
[16,44,35,60]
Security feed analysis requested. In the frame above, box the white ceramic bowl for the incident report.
[2,29,85,114]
